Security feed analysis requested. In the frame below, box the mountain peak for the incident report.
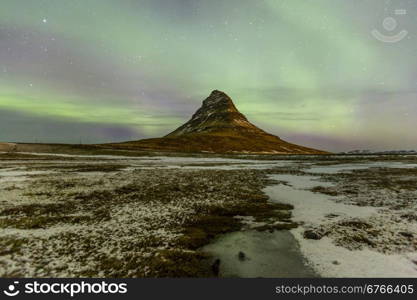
[206,90,231,101]
[201,90,238,112]
[210,89,228,96]
[166,90,263,137]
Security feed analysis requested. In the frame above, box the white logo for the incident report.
[3,281,20,297]
[372,9,408,43]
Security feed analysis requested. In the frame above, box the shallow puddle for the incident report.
[202,230,317,278]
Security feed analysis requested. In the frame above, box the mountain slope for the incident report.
[106,90,328,154]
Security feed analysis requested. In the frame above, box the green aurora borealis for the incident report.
[1,0,416,151]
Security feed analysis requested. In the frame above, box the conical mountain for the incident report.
[107,90,327,154]
[166,90,266,137]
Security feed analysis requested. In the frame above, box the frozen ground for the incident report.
[265,171,417,277]
[0,152,291,277]
[0,152,416,277]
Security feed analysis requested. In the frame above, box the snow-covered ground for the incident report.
[1,152,416,277]
[265,165,417,277]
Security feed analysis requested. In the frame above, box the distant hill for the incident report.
[106,90,328,154]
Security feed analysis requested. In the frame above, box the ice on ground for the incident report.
[265,173,417,277]
[293,229,417,278]
[265,174,378,225]
[202,230,317,278]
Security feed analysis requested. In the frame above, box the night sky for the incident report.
[1,0,416,152]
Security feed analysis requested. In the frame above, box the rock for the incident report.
[325,213,340,219]
[352,233,376,247]
[211,259,221,276]
[399,231,413,238]
[332,260,340,265]
[303,229,322,240]
[238,251,246,261]
[338,219,372,230]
